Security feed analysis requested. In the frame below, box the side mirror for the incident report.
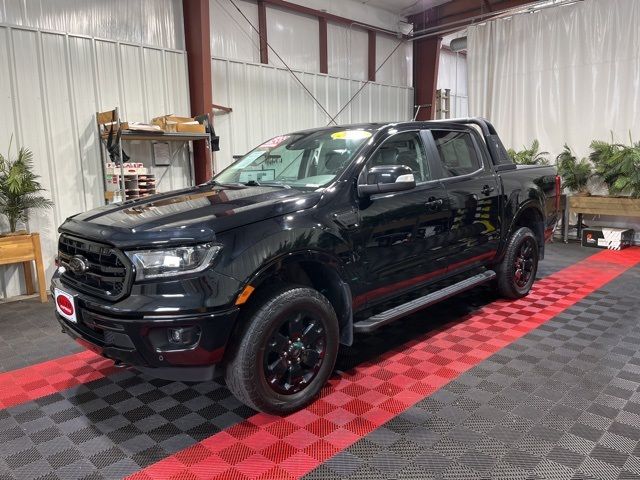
[358,165,416,197]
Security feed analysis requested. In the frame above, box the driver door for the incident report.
[357,130,450,305]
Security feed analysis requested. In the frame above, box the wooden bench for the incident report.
[0,233,48,302]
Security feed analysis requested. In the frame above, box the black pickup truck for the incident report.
[52,118,561,413]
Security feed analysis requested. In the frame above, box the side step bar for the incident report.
[353,270,496,333]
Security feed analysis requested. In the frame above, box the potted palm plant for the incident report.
[507,139,550,165]
[556,144,592,196]
[0,143,54,236]
[569,134,640,223]
[589,135,624,192]
[604,135,640,198]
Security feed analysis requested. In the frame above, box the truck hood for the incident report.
[60,183,322,248]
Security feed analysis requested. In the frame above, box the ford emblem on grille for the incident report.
[68,255,89,275]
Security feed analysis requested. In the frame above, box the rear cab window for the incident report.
[431,130,483,178]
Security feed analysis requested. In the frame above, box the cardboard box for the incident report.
[152,115,205,133]
[152,115,197,132]
[582,227,634,250]
[176,122,205,133]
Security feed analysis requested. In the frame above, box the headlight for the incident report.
[126,244,222,281]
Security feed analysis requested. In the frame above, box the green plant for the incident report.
[507,140,550,165]
[589,136,623,191]
[589,133,640,197]
[608,136,640,198]
[0,142,54,233]
[556,144,592,194]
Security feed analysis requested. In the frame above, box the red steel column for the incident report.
[319,17,328,74]
[183,0,213,182]
[367,30,376,81]
[413,36,441,120]
[258,0,269,64]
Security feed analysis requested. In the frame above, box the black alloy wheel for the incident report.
[224,285,339,414]
[495,226,539,299]
[514,236,536,288]
[263,312,326,395]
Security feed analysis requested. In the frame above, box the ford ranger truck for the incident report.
[52,118,561,414]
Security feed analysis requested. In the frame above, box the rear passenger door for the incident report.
[428,129,501,273]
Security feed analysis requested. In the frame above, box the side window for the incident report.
[367,131,431,182]
[432,130,481,177]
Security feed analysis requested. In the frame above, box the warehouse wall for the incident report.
[0,0,184,49]
[209,0,414,170]
[212,58,413,168]
[0,22,191,299]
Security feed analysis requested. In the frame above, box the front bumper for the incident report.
[52,277,240,382]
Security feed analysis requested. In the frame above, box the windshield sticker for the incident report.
[234,151,265,168]
[259,135,290,148]
[331,130,372,140]
[238,170,275,183]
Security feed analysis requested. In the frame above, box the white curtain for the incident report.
[467,0,640,161]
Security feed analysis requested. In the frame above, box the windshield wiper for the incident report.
[240,180,293,189]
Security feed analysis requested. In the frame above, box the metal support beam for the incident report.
[411,0,536,31]
[368,30,376,82]
[413,36,441,121]
[182,0,213,183]
[319,17,328,74]
[260,0,403,38]
[258,0,268,64]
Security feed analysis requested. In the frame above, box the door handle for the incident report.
[481,184,495,195]
[426,197,444,210]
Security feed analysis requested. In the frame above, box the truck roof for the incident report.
[289,117,495,136]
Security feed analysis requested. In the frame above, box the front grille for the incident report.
[58,234,133,301]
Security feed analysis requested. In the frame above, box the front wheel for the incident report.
[495,227,539,299]
[224,286,339,414]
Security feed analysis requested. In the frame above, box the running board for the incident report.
[353,270,496,334]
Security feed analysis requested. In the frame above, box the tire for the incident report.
[495,227,539,299]
[224,285,339,414]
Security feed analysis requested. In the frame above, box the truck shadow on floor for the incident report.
[335,285,497,373]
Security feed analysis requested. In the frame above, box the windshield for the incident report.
[214,128,374,189]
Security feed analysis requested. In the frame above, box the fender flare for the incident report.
[501,200,545,261]
[240,249,355,346]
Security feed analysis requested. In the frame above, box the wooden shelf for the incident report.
[97,108,208,205]
[102,131,209,142]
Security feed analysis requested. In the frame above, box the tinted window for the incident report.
[367,132,431,182]
[432,130,481,177]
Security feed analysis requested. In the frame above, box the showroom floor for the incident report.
[2,243,640,480]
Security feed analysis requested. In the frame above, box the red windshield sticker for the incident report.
[259,135,290,148]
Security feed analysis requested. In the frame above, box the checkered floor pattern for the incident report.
[0,244,639,480]
[304,268,640,480]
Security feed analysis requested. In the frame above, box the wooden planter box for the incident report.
[567,195,640,242]
[569,195,640,217]
[0,233,48,302]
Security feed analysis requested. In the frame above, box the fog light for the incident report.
[149,326,201,352]
[167,326,199,346]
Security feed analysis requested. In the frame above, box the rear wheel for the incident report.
[224,285,339,414]
[495,227,539,299]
